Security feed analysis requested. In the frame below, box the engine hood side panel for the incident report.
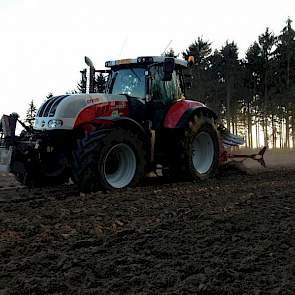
[34,94,128,130]
[74,100,129,128]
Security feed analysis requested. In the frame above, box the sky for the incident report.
[0,0,295,119]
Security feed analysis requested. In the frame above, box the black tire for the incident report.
[11,149,68,187]
[72,128,145,193]
[179,114,219,180]
[15,170,68,187]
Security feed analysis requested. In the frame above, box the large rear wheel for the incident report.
[180,114,219,180]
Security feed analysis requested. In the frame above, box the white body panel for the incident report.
[34,93,127,131]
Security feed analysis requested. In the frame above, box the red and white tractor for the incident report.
[0,56,264,192]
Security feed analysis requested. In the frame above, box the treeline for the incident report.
[26,19,295,148]
[182,18,295,148]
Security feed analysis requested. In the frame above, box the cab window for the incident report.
[150,66,183,104]
[109,68,146,99]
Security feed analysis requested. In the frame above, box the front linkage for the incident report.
[0,113,21,173]
[0,113,45,184]
[0,113,69,186]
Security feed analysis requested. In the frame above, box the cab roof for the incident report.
[105,56,187,68]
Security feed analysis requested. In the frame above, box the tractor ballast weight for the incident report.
[0,55,264,192]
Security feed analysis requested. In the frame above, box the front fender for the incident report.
[95,116,146,139]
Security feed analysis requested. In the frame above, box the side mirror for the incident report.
[162,57,175,81]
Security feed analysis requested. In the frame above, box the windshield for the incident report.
[109,67,146,99]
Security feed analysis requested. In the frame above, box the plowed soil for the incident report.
[1,153,295,294]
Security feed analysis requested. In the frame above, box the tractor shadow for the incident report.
[139,162,250,188]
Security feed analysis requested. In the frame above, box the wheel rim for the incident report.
[103,143,136,189]
[192,131,214,174]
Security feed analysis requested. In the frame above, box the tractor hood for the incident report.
[34,93,128,131]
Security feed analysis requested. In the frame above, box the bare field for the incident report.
[0,173,19,189]
[0,151,295,294]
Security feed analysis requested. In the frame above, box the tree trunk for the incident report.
[271,114,276,149]
[285,114,290,148]
[247,121,251,148]
[279,116,283,148]
[226,80,231,131]
[262,116,268,147]
[292,116,295,149]
[247,103,252,148]
[256,120,260,148]
[261,118,266,145]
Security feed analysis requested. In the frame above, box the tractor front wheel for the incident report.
[72,128,145,192]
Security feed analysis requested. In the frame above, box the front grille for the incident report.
[48,96,68,117]
[37,95,68,117]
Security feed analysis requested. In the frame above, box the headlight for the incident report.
[48,119,63,128]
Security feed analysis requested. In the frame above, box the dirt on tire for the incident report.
[0,165,295,294]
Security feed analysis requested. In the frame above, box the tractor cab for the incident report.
[87,56,188,128]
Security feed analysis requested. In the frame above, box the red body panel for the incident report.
[74,101,129,128]
[163,99,205,128]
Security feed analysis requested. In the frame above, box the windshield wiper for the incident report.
[119,93,137,99]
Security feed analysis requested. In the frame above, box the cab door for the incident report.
[148,66,184,129]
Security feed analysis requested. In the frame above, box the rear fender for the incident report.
[163,100,217,129]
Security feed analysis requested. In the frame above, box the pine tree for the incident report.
[275,18,295,148]
[210,41,241,131]
[183,37,212,67]
[78,68,87,93]
[258,28,276,146]
[95,73,106,93]
[25,100,37,128]
[244,42,263,147]
[276,18,295,90]
[182,37,213,105]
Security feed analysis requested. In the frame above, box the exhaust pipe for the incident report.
[85,56,95,93]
